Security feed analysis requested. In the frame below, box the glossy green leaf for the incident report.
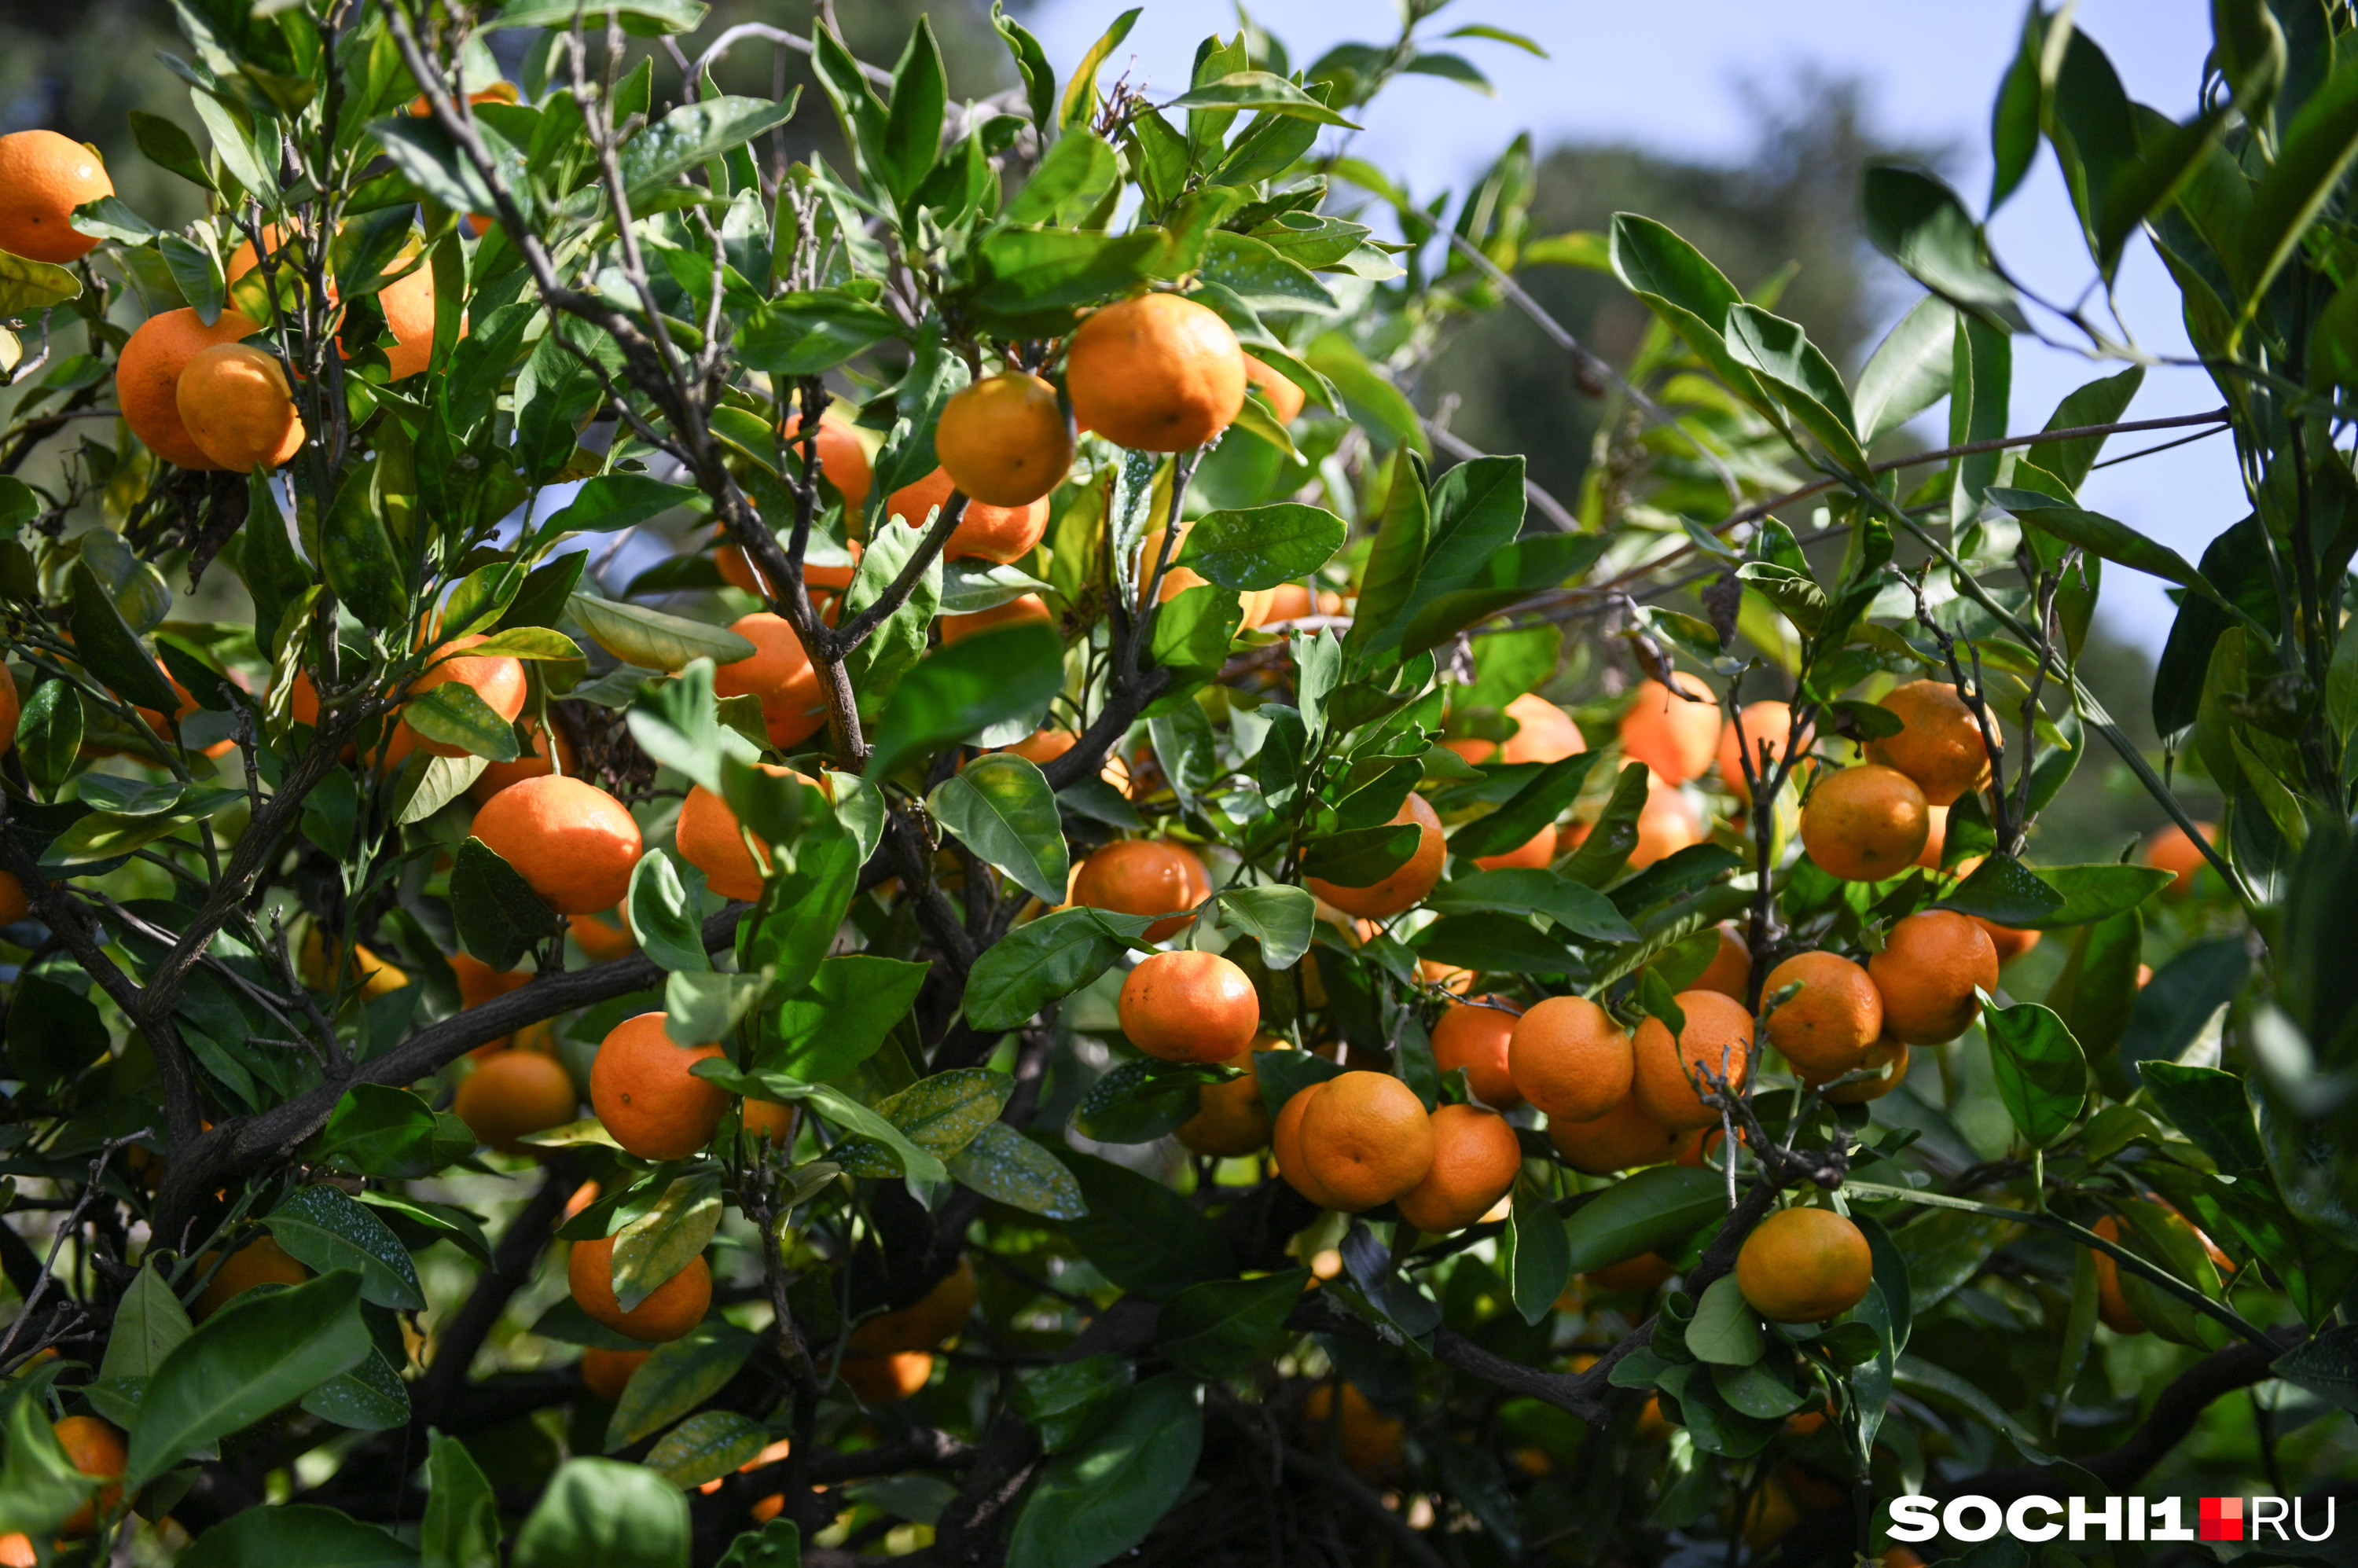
[512,1457,691,1568]
[401,682,522,763]
[1984,1002,2088,1148]
[610,1173,723,1313]
[1157,1270,1309,1378]
[760,954,926,1082]
[1507,1182,1570,1325]
[1061,1151,1235,1298]
[645,1411,768,1491]
[928,753,1068,903]
[621,95,795,207]
[736,289,902,375]
[1853,296,1957,442]
[127,1269,370,1488]
[0,250,82,314]
[1424,868,1636,942]
[1862,165,2024,328]
[1722,303,1868,472]
[878,1068,1013,1158]
[101,1262,194,1381]
[1214,884,1315,968]
[301,1346,413,1431]
[605,1323,756,1452]
[1005,1375,1204,1568]
[265,1184,426,1310]
[628,850,711,975]
[867,622,1064,782]
[1685,1275,1765,1365]
[1562,1166,1724,1274]
[2139,1062,2264,1171]
[451,835,560,972]
[1939,853,2066,927]
[1166,71,1357,127]
[570,594,755,673]
[177,1504,418,1568]
[541,476,707,540]
[1173,503,1346,589]
[421,1430,499,1568]
[949,1121,1087,1220]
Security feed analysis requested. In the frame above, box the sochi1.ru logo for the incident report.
[1888,1495,2336,1544]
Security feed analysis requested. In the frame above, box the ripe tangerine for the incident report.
[471,774,643,915]
[1065,292,1247,451]
[590,1011,728,1159]
[935,372,1073,506]
[1117,949,1259,1063]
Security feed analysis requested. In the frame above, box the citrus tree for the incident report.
[0,2,2353,1566]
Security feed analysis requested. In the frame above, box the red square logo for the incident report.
[2201,1498,2244,1541]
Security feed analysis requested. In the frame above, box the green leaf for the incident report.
[570,594,755,672]
[2139,1062,2263,1171]
[512,1457,692,1568]
[1200,230,1339,314]
[1073,1059,1218,1144]
[1005,1375,1204,1568]
[963,907,1140,1033]
[265,1185,426,1309]
[0,250,82,314]
[452,836,560,971]
[1983,1002,2088,1148]
[879,19,946,203]
[1165,71,1358,127]
[1214,885,1315,969]
[101,1263,195,1381]
[1607,214,1772,412]
[625,660,755,798]
[401,682,522,763]
[1057,8,1141,131]
[736,290,902,376]
[694,1065,949,1182]
[314,1085,447,1181]
[868,622,1065,782]
[302,1346,413,1431]
[1559,761,1651,887]
[2238,50,2358,321]
[321,462,407,629]
[1861,165,2026,329]
[1722,303,1868,472]
[605,1323,756,1452]
[949,1122,1087,1220]
[421,1430,500,1568]
[1939,853,2066,927]
[1410,912,1586,975]
[645,1411,767,1491]
[2273,1327,2358,1415]
[130,109,209,189]
[928,753,1068,903]
[1423,868,1636,942]
[610,1173,723,1313]
[664,970,771,1049]
[1398,534,1609,655]
[1987,2,2048,209]
[621,96,795,207]
[1445,752,1600,861]
[1562,1166,1725,1275]
[1157,1271,1309,1378]
[541,476,707,540]
[1854,301,1956,443]
[2044,908,2142,1057]
[18,679,83,800]
[1061,1151,1236,1298]
[1989,488,2253,633]
[628,850,711,975]
[970,228,1167,322]
[1304,332,1425,454]
[877,1068,1013,1158]
[1506,1182,1570,1325]
[1300,821,1420,887]
[0,1389,94,1537]
[1146,583,1242,678]
[762,954,928,1082]
[2015,862,2176,929]
[1173,504,1345,589]
[1684,1275,1765,1366]
[487,0,708,28]
[714,1518,803,1568]
[127,1269,370,1489]
[68,560,177,712]
[177,1505,418,1568]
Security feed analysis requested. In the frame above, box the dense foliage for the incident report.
[1,2,2356,1566]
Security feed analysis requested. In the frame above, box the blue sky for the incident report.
[1019,0,2240,657]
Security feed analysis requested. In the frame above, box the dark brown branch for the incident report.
[155,906,743,1224]
[408,1159,576,1432]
